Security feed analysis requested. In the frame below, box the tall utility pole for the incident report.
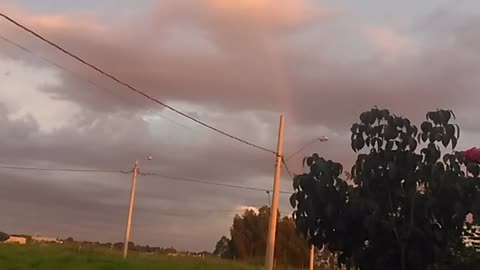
[265,115,285,270]
[123,160,139,259]
[309,245,315,270]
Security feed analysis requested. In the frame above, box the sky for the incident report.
[0,0,480,251]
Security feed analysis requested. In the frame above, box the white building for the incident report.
[32,236,63,244]
[463,224,480,252]
[4,236,27,245]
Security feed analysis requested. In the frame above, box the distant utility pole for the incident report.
[123,160,139,259]
[265,115,285,270]
[309,245,315,270]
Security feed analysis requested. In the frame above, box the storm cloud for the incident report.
[1,0,480,251]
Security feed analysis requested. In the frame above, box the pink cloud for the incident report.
[364,25,418,57]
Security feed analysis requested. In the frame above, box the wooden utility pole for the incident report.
[309,245,315,270]
[265,115,285,270]
[123,160,139,259]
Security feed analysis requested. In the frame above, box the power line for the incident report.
[0,12,276,155]
[282,158,294,181]
[0,34,120,101]
[0,33,189,130]
[0,33,263,144]
[139,172,291,194]
[285,138,327,161]
[0,163,292,194]
[0,164,131,174]
[1,34,143,110]
[155,208,292,218]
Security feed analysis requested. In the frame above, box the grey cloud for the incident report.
[2,1,480,251]
[2,1,479,134]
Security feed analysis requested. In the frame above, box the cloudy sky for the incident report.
[0,0,480,251]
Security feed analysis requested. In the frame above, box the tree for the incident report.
[0,231,9,242]
[64,237,75,243]
[113,242,124,250]
[291,108,480,270]
[213,236,233,258]
[227,206,309,267]
[276,216,310,266]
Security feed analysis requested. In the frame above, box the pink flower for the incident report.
[464,147,480,162]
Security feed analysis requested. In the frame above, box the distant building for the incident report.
[4,236,27,245]
[463,224,480,252]
[32,236,63,244]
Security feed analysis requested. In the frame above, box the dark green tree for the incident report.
[213,236,233,258]
[228,206,309,267]
[291,108,480,270]
[0,231,9,242]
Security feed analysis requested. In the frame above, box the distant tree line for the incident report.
[213,206,310,268]
[63,237,200,255]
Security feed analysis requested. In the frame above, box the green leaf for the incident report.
[427,111,441,125]
[380,109,390,119]
[290,193,297,208]
[409,138,418,151]
[441,136,449,147]
[368,113,376,125]
[455,124,460,139]
[355,137,365,150]
[293,175,301,190]
[467,163,480,177]
[387,141,394,151]
[351,123,359,133]
[399,140,408,150]
[421,122,433,133]
[370,107,380,119]
[412,125,418,137]
[420,133,428,143]
[443,154,451,164]
[333,163,343,176]
[387,115,394,126]
[439,109,451,125]
[384,126,397,140]
[451,137,458,149]
[306,157,314,166]
[394,117,404,127]
[360,112,370,125]
[448,109,456,119]
[445,124,455,138]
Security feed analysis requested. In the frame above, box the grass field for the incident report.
[0,244,261,270]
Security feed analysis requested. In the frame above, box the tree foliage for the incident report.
[216,206,309,267]
[291,108,480,270]
[0,231,9,242]
[213,236,234,258]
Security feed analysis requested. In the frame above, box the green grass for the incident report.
[0,244,261,270]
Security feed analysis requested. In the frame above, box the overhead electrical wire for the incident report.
[0,12,276,155]
[138,172,291,194]
[0,164,130,174]
[0,164,292,194]
[281,158,294,181]
[0,34,121,101]
[0,33,264,152]
[0,33,192,130]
